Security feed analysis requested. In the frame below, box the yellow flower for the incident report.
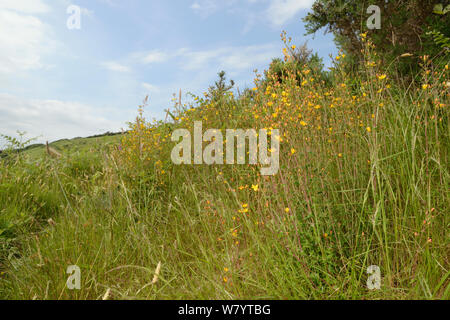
[366,127,372,133]
[422,84,429,90]
[251,184,259,192]
[377,74,387,80]
[291,148,296,155]
[300,121,307,127]
[285,208,290,213]
[224,268,229,272]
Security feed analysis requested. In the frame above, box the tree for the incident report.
[208,71,235,102]
[303,0,450,73]
[264,41,329,88]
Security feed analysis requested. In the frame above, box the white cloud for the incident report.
[141,50,168,64]
[190,0,312,27]
[221,44,279,70]
[179,44,279,73]
[190,0,218,16]
[0,93,125,144]
[142,83,160,93]
[190,0,239,17]
[130,50,169,65]
[97,0,118,7]
[101,61,131,72]
[134,44,278,73]
[0,0,54,74]
[0,0,50,14]
[181,48,223,70]
[266,0,313,26]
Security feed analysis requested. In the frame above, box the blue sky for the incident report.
[0,0,337,144]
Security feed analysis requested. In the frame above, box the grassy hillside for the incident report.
[0,41,448,300]
[6,133,124,159]
[0,134,124,274]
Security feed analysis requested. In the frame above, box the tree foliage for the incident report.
[303,0,450,74]
[208,71,235,102]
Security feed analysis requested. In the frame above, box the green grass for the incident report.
[0,56,448,300]
[21,134,123,159]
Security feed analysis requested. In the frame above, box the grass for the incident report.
[0,43,448,300]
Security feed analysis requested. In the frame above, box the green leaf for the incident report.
[444,4,450,14]
[433,4,443,14]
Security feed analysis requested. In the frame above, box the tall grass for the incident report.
[0,40,448,300]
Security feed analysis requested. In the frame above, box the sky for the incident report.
[0,0,337,145]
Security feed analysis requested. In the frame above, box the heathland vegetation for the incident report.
[0,1,448,299]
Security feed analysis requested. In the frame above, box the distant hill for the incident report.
[0,131,126,159]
